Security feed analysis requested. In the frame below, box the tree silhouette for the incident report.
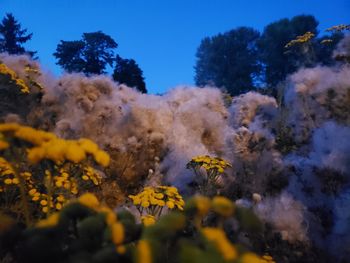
[194,27,261,96]
[54,31,118,75]
[258,15,319,87]
[0,13,36,57]
[113,55,147,93]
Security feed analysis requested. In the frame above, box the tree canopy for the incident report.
[194,15,343,96]
[113,55,147,93]
[0,13,36,57]
[258,15,320,87]
[53,31,118,75]
[194,27,261,96]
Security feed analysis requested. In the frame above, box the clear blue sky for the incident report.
[1,0,349,94]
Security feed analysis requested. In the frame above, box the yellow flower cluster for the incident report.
[141,214,156,226]
[0,123,110,167]
[82,166,102,185]
[211,196,235,218]
[53,168,78,194]
[188,155,232,173]
[0,63,30,93]
[129,185,185,211]
[0,157,17,191]
[192,195,235,218]
[24,65,44,91]
[285,31,315,48]
[28,188,66,213]
[0,158,33,192]
[326,24,350,32]
[202,227,238,261]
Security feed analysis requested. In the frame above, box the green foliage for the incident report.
[0,13,37,58]
[194,27,261,96]
[53,31,118,75]
[0,194,270,263]
[113,55,147,93]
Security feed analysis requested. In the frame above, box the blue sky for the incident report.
[1,0,349,94]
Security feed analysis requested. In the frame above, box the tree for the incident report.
[54,31,118,75]
[315,32,344,66]
[113,55,147,93]
[258,15,319,87]
[194,27,261,96]
[0,13,36,57]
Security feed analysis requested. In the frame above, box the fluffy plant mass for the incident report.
[1,29,350,262]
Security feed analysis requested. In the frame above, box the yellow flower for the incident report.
[241,253,263,263]
[111,222,124,245]
[0,64,30,93]
[57,195,65,202]
[65,142,86,163]
[94,150,110,167]
[56,203,62,210]
[137,240,152,263]
[212,196,235,217]
[262,255,275,263]
[14,126,42,145]
[0,140,9,150]
[129,195,141,205]
[36,213,60,228]
[99,206,117,226]
[4,178,12,185]
[154,193,164,199]
[40,200,48,206]
[156,200,165,207]
[0,123,20,132]
[141,215,156,226]
[27,147,46,164]
[28,188,37,195]
[116,245,126,254]
[194,195,211,216]
[78,193,100,209]
[202,227,237,261]
[78,138,99,154]
[12,178,19,184]
[71,186,78,195]
[166,200,175,209]
[44,139,66,163]
[141,201,150,208]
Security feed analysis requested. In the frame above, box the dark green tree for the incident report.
[0,13,36,57]
[315,32,344,66]
[54,31,118,75]
[258,15,319,87]
[113,55,147,93]
[194,27,261,96]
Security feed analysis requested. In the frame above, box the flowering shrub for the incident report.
[0,63,30,93]
[187,155,232,195]
[1,193,275,263]
[0,123,109,223]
